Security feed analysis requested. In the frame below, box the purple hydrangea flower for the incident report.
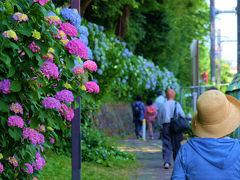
[55,90,74,103]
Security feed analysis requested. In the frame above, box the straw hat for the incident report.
[192,90,240,138]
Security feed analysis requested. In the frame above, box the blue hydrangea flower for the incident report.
[122,79,127,84]
[48,11,56,16]
[79,35,88,46]
[121,42,126,47]
[97,69,103,75]
[74,57,83,67]
[77,25,89,37]
[60,8,81,28]
[87,47,93,59]
[99,26,104,31]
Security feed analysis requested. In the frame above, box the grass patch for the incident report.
[39,151,139,180]
[82,160,139,180]
[39,150,72,180]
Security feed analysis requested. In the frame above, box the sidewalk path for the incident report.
[117,133,173,180]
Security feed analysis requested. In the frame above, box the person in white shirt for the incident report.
[160,89,185,169]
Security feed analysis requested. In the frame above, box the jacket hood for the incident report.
[188,137,240,169]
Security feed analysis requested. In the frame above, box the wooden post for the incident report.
[70,1,81,179]
[210,0,216,83]
[237,0,240,73]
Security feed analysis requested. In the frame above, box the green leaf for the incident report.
[8,128,21,141]
[5,0,14,14]
[65,56,75,70]
[10,80,22,92]
[18,23,33,37]
[36,55,43,66]
[0,53,11,68]
[23,47,34,58]
[73,100,79,109]
[7,67,15,77]
[0,100,8,112]
[8,42,19,50]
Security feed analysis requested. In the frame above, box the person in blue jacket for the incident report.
[172,90,240,180]
[132,95,145,139]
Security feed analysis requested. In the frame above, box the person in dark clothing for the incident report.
[132,95,145,139]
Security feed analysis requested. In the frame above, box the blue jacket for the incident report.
[172,137,240,180]
[132,101,145,122]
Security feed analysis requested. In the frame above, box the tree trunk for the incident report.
[115,5,130,39]
[80,0,92,16]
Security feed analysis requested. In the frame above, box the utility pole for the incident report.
[238,0,240,73]
[217,29,221,83]
[71,1,81,180]
[210,0,216,83]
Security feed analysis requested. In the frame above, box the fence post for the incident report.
[72,96,81,180]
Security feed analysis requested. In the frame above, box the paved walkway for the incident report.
[117,133,173,180]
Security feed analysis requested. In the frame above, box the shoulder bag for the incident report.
[170,102,190,133]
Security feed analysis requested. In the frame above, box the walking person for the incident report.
[160,89,185,169]
[132,95,145,139]
[144,98,158,140]
[172,90,240,180]
[154,90,166,139]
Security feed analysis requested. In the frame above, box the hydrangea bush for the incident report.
[85,21,179,101]
[0,0,98,178]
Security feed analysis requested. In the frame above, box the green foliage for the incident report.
[81,123,135,165]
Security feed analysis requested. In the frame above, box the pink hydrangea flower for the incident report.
[23,163,33,174]
[9,102,23,114]
[40,61,59,79]
[59,23,78,37]
[12,12,29,22]
[84,81,100,93]
[32,0,50,6]
[2,30,18,41]
[65,39,88,59]
[55,90,74,103]
[22,128,45,145]
[59,103,74,121]
[8,115,24,128]
[83,60,97,72]
[46,16,62,26]
[33,152,46,170]
[37,125,46,133]
[39,145,44,152]
[0,79,11,94]
[18,50,25,55]
[53,30,67,40]
[72,66,84,75]
[50,138,55,144]
[42,97,61,109]
[28,42,40,53]
[42,53,54,62]
[7,156,18,167]
[0,162,3,173]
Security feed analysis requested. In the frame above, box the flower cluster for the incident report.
[65,39,88,59]
[60,8,81,28]
[42,48,55,62]
[2,30,18,41]
[72,66,84,75]
[53,30,67,40]
[12,12,29,22]
[32,0,50,6]
[7,156,18,167]
[37,125,46,133]
[22,128,45,145]
[84,81,100,93]
[28,42,40,53]
[50,138,55,144]
[8,115,24,128]
[59,23,78,37]
[10,102,23,114]
[0,162,3,173]
[40,61,59,79]
[55,89,74,103]
[23,163,33,174]
[59,103,74,121]
[46,16,62,26]
[0,79,11,94]
[42,97,61,109]
[32,30,41,40]
[83,60,97,72]
[77,25,89,37]
[79,35,88,46]
[33,152,46,170]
